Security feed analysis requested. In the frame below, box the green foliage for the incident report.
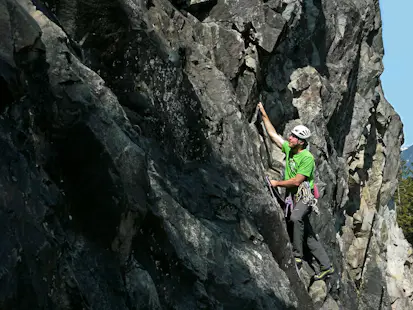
[396,160,413,245]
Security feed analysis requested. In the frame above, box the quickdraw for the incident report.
[284,195,294,218]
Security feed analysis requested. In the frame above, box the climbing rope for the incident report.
[296,181,319,215]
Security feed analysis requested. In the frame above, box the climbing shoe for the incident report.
[313,266,335,281]
[295,257,302,268]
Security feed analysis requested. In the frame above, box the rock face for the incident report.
[0,0,410,309]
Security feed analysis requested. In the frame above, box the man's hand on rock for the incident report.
[270,180,279,187]
[257,102,268,118]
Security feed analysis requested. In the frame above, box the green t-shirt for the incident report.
[282,141,315,192]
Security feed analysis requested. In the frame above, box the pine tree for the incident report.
[396,160,413,245]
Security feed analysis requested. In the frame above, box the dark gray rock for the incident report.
[0,0,409,309]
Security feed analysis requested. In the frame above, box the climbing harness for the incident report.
[281,181,320,217]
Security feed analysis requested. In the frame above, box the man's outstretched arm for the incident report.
[257,102,285,149]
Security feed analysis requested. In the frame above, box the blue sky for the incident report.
[380,0,413,147]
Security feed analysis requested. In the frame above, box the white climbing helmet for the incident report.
[291,125,311,140]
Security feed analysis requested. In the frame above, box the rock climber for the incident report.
[257,102,334,281]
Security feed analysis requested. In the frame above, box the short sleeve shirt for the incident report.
[282,141,315,193]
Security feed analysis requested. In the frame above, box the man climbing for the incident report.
[257,102,334,281]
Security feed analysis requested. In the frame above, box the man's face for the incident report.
[288,133,304,149]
